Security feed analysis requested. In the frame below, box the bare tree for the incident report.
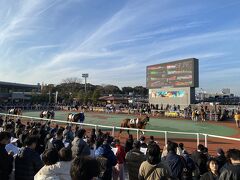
[62,77,82,84]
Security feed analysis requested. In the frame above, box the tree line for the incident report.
[31,77,148,104]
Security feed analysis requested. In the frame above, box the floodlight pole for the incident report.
[82,73,89,94]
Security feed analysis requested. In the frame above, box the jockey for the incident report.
[130,118,139,125]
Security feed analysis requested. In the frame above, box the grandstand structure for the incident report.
[0,81,41,103]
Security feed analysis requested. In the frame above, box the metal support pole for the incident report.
[95,125,98,132]
[82,74,89,94]
[137,129,139,140]
[164,131,168,145]
[197,133,200,147]
[85,78,87,94]
[204,134,208,147]
[112,126,115,137]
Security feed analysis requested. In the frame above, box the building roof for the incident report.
[0,81,39,88]
[99,96,128,101]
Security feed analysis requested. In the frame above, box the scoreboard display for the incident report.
[146,58,199,88]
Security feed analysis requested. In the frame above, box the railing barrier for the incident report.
[0,113,239,149]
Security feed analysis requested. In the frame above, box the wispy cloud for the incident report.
[28,44,64,50]
[0,0,240,94]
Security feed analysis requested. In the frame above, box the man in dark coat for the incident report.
[125,140,146,180]
[15,136,43,180]
[191,144,208,176]
[163,141,184,179]
[0,132,13,180]
[45,128,64,152]
[219,149,240,180]
[215,148,227,171]
[95,138,117,180]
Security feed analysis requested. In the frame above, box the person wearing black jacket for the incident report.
[45,128,64,152]
[124,134,134,153]
[163,141,184,179]
[15,136,43,180]
[191,144,208,176]
[215,148,226,171]
[0,132,13,180]
[200,158,219,180]
[219,149,240,180]
[125,140,146,180]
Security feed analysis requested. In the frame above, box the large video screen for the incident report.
[146,58,199,88]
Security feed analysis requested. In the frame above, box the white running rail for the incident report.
[1,113,239,148]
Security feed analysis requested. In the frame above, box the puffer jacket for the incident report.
[125,148,146,180]
[71,137,90,158]
[34,161,71,180]
[52,161,71,180]
[15,147,43,180]
[95,144,117,167]
[34,165,60,180]
[164,151,184,179]
[95,144,117,180]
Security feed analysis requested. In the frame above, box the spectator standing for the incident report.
[182,150,196,179]
[34,149,59,180]
[147,136,157,146]
[53,147,72,180]
[163,141,184,179]
[124,134,134,153]
[15,136,44,180]
[71,129,90,157]
[234,112,240,128]
[95,138,117,180]
[46,128,64,152]
[215,148,227,171]
[139,136,148,148]
[138,143,170,180]
[219,149,240,180]
[0,132,13,180]
[113,139,126,180]
[125,140,146,180]
[200,158,219,180]
[70,156,100,180]
[191,144,208,177]
[63,126,74,143]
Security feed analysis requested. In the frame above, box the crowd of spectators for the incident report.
[0,115,240,180]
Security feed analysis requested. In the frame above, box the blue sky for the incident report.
[0,0,240,94]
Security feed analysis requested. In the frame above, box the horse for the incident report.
[200,108,206,122]
[8,108,22,115]
[40,110,55,119]
[119,115,150,134]
[67,112,85,123]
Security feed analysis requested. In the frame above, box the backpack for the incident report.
[180,156,192,180]
[96,156,108,178]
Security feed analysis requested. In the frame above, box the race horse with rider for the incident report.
[40,110,55,119]
[67,111,85,123]
[120,115,150,134]
[8,108,22,115]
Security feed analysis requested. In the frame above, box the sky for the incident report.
[0,0,240,94]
